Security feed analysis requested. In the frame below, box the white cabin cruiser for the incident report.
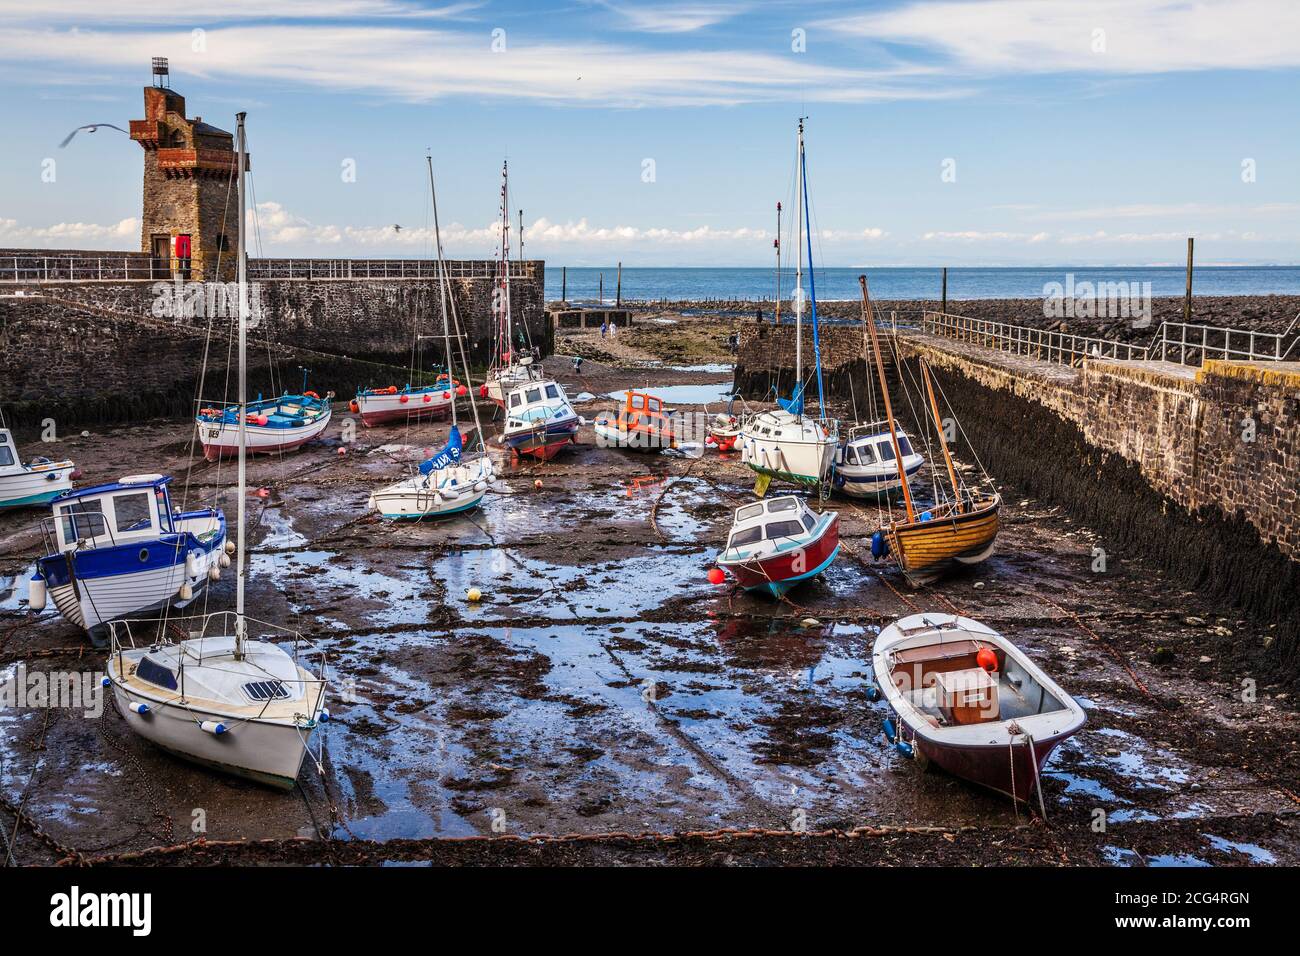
[0,427,78,509]
[834,423,925,499]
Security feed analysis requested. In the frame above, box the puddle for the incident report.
[249,549,437,629]
[1202,833,1276,864]
[605,383,735,406]
[1,574,30,612]
[257,506,308,550]
[670,363,733,374]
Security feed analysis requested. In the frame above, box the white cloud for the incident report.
[828,0,1300,74]
[0,0,481,22]
[1023,202,1300,222]
[921,230,1049,242]
[0,22,961,108]
[0,216,139,245]
[600,2,745,33]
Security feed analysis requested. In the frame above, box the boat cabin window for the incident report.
[136,656,178,691]
[729,526,763,548]
[509,392,522,408]
[857,444,877,464]
[545,384,560,400]
[898,436,914,457]
[0,445,13,467]
[736,503,764,522]
[877,442,896,461]
[112,492,154,534]
[802,512,816,532]
[765,519,804,541]
[767,498,798,513]
[57,499,108,545]
[630,395,645,410]
[525,387,542,404]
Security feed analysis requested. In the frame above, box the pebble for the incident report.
[973,581,985,590]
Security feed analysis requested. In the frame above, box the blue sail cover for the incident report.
[801,143,826,419]
[777,383,805,416]
[418,425,463,475]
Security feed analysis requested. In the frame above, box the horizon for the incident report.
[3,1,1298,267]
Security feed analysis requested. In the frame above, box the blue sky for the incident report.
[2,0,1298,266]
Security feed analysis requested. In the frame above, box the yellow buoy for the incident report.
[467,587,483,602]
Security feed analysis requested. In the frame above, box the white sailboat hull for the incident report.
[739,410,838,487]
[369,457,494,519]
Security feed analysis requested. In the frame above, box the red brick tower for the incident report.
[129,57,243,281]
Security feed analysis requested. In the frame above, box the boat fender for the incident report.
[305,391,319,399]
[27,576,47,612]
[349,400,360,413]
[883,717,898,744]
[178,581,193,601]
[423,394,432,403]
[870,530,889,559]
[920,510,932,522]
[46,471,59,481]
[208,563,222,582]
[225,540,236,555]
[473,480,487,493]
[400,394,409,404]
[895,740,914,759]
[219,551,232,568]
[865,684,881,702]
[976,647,999,673]
[200,720,228,736]
[319,708,330,723]
[185,552,199,578]
[101,676,111,688]
[130,702,150,716]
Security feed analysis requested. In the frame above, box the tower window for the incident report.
[216,233,230,252]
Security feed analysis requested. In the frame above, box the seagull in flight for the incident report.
[59,123,128,148]
[392,224,403,233]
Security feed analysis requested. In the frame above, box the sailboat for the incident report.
[369,154,496,519]
[482,160,542,408]
[0,424,78,509]
[857,275,1001,584]
[739,119,838,493]
[105,113,327,789]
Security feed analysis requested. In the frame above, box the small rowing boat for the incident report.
[0,426,78,509]
[872,612,1086,803]
[715,494,839,597]
[352,377,459,427]
[197,390,332,460]
[706,410,742,452]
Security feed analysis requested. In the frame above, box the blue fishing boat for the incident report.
[28,474,228,643]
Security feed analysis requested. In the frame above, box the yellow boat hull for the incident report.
[889,496,1000,584]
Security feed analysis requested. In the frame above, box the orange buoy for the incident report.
[976,647,998,672]
[304,390,319,399]
[533,479,543,489]
[422,394,431,403]
[707,568,726,585]
[442,391,451,400]
[349,400,359,413]
[399,394,409,404]
[337,447,347,457]
[457,385,468,397]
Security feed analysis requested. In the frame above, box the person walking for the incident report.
[600,320,608,338]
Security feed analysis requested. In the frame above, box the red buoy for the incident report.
[976,647,998,672]
[479,385,489,398]
[707,568,726,585]
[443,391,451,400]
[399,394,409,404]
[457,385,468,397]
[422,394,431,403]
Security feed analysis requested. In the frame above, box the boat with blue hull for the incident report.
[0,427,79,509]
[835,424,925,499]
[29,474,228,644]
[502,379,580,461]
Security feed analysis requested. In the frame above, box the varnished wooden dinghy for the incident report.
[887,493,1001,585]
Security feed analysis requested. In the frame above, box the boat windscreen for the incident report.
[765,519,804,540]
[736,503,764,522]
[767,498,798,512]
[898,435,914,456]
[729,526,763,548]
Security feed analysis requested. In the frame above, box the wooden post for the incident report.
[616,261,622,307]
[1183,237,1194,326]
[561,266,566,301]
[599,273,603,305]
[941,267,947,315]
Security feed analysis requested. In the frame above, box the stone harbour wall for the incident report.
[0,267,547,428]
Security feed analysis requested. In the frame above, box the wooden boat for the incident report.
[833,423,924,499]
[715,495,839,597]
[29,474,227,643]
[106,114,328,790]
[502,379,580,461]
[873,612,1086,802]
[594,390,686,452]
[0,426,78,509]
[739,120,838,491]
[352,376,459,427]
[857,274,1001,584]
[197,390,332,460]
[370,153,496,520]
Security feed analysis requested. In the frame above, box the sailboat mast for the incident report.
[428,154,456,431]
[234,111,248,653]
[500,162,512,365]
[794,122,804,405]
[859,275,915,522]
[921,359,963,513]
[774,201,781,327]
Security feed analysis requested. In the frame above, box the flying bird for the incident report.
[392,224,403,233]
[59,123,128,148]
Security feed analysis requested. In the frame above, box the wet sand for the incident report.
[1,334,1296,866]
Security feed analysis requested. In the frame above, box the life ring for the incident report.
[304,390,320,400]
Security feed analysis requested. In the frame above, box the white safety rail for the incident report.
[247,258,539,281]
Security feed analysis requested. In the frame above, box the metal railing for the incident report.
[921,311,1149,366]
[247,258,538,281]
[0,255,541,283]
[920,310,1300,369]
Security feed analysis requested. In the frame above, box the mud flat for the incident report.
[1,351,1296,867]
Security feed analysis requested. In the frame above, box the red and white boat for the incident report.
[872,613,1086,803]
[714,495,839,597]
[197,391,333,461]
[502,379,580,461]
[350,377,462,427]
[706,411,742,452]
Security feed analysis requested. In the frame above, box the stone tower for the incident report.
[129,58,243,281]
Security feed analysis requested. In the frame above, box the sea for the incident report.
[545,266,1300,304]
